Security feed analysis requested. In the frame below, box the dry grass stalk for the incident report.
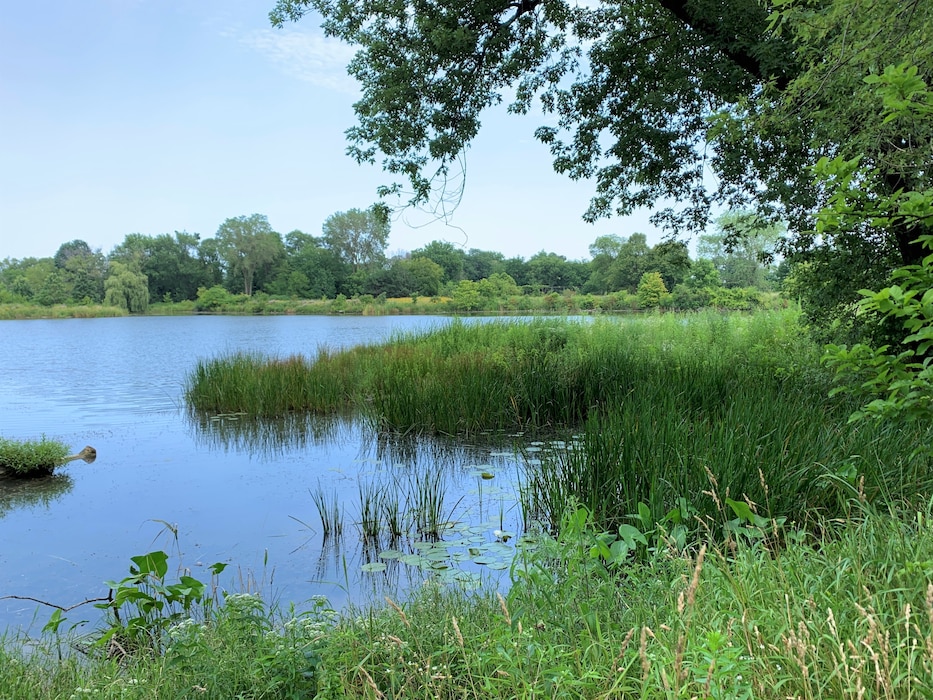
[357,665,386,699]
[497,592,511,626]
[451,616,465,649]
[385,596,410,629]
[639,626,655,680]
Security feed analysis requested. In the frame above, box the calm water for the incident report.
[0,315,525,634]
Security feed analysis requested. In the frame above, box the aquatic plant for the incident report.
[0,437,71,477]
[310,483,344,540]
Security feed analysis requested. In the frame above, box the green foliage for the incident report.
[411,240,465,283]
[321,206,390,274]
[104,261,149,313]
[824,233,933,429]
[635,271,668,308]
[194,284,236,311]
[819,65,933,433]
[698,210,783,289]
[451,279,481,311]
[0,436,70,476]
[214,214,283,296]
[93,551,227,655]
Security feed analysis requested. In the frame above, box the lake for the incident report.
[0,315,528,635]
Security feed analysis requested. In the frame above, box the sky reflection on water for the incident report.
[0,315,527,635]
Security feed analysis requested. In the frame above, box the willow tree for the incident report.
[104,261,149,313]
[270,0,932,335]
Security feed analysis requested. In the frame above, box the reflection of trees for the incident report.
[0,473,74,519]
[186,410,357,458]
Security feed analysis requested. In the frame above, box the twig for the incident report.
[0,594,112,612]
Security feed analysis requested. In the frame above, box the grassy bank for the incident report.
[2,504,931,699]
[0,304,127,320]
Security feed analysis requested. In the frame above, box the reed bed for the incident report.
[0,303,127,320]
[186,311,931,528]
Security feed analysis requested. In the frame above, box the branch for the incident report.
[1,594,112,613]
[655,0,791,89]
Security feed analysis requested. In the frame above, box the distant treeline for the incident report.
[0,209,785,315]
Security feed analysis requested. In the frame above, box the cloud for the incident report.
[241,28,358,93]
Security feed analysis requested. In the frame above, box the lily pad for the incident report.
[361,562,387,573]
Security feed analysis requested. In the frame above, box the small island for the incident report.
[0,438,96,477]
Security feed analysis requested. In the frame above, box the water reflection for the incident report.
[186,410,354,456]
[186,409,527,597]
[0,473,74,519]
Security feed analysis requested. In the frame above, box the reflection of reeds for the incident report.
[0,473,74,518]
[186,410,353,458]
[382,482,405,541]
[310,483,343,541]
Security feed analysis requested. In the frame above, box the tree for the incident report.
[321,206,390,273]
[412,240,466,284]
[276,230,344,298]
[463,248,505,281]
[53,240,93,270]
[451,279,482,311]
[585,235,626,294]
[62,248,106,303]
[104,261,149,313]
[527,251,583,291]
[214,214,284,296]
[637,271,669,308]
[698,211,782,289]
[820,67,933,431]
[684,259,721,290]
[272,0,932,335]
[140,232,213,302]
[608,234,652,292]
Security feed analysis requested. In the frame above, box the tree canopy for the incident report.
[270,0,932,334]
[215,214,284,296]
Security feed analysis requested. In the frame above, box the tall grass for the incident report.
[186,311,931,529]
[0,304,127,320]
[4,503,933,698]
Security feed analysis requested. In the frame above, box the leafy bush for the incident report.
[194,285,235,311]
[0,436,70,476]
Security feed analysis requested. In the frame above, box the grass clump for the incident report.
[0,436,70,476]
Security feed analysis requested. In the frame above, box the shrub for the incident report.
[0,436,70,476]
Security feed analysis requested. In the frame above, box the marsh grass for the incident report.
[310,483,344,540]
[187,311,931,530]
[408,467,447,539]
[0,304,127,320]
[0,436,71,477]
[357,478,386,541]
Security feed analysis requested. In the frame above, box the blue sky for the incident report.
[0,0,667,262]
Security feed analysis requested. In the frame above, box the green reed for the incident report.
[310,483,343,540]
[185,311,931,530]
[357,478,385,541]
[408,467,447,539]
